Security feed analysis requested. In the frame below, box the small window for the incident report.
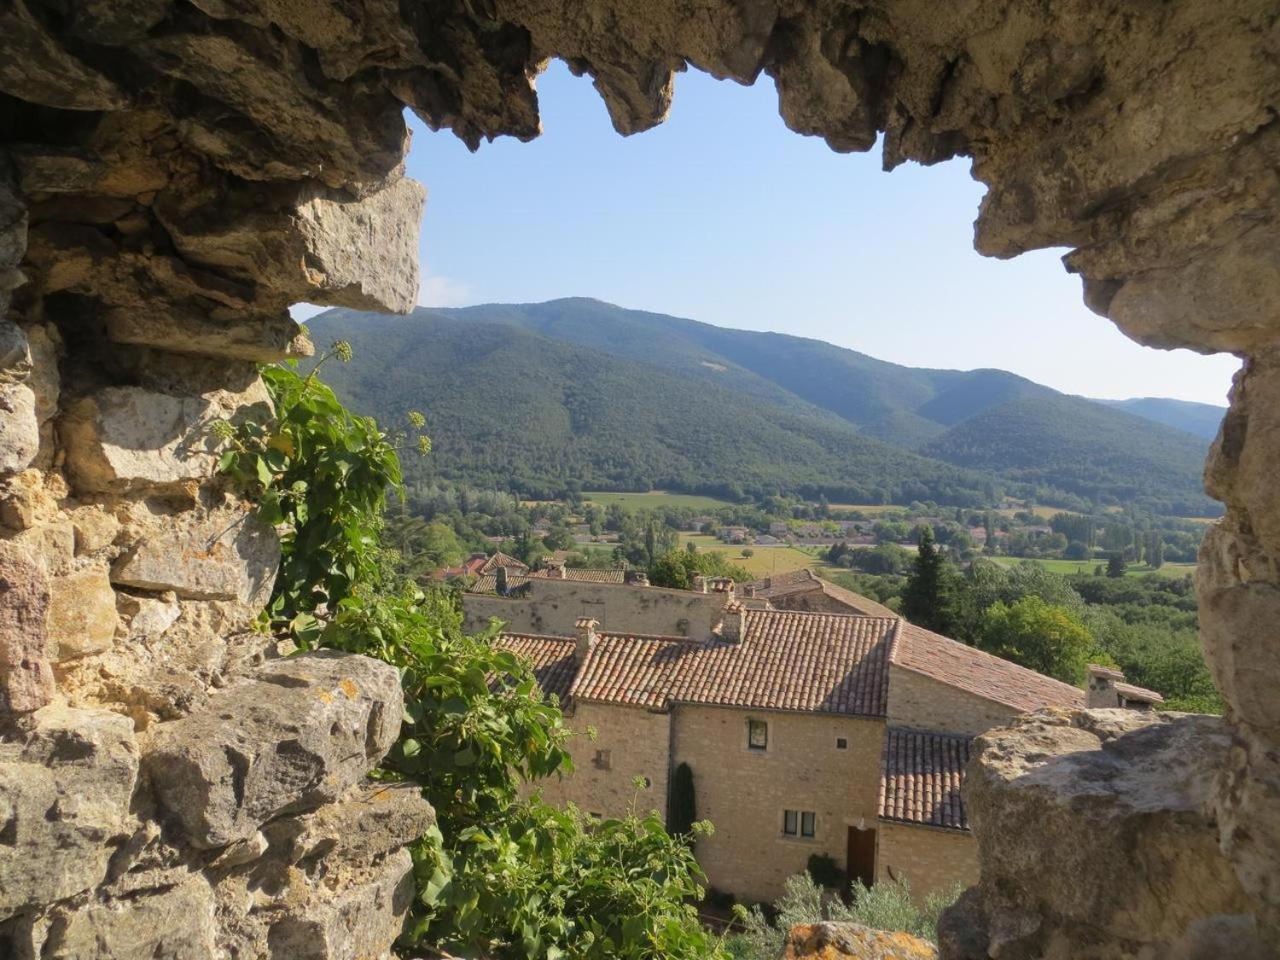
[593,749,612,770]
[835,737,848,750]
[748,719,768,751]
[783,809,816,838]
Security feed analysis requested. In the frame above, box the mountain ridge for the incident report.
[305,298,1220,515]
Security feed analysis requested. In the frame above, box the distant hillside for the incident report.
[1093,397,1225,440]
[305,311,989,504]
[306,299,1220,515]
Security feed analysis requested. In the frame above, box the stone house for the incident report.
[744,569,898,618]
[496,605,1083,904]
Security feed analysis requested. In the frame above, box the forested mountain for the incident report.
[1093,397,1226,440]
[306,299,1220,514]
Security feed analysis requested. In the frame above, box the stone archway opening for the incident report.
[1,2,1277,958]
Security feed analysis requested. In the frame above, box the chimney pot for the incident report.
[574,617,599,663]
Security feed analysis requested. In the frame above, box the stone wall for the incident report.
[671,704,884,903]
[876,822,978,904]
[464,577,728,638]
[531,700,672,820]
[885,666,1019,738]
[3,0,1278,954]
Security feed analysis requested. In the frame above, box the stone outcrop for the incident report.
[0,0,1277,956]
[782,922,938,960]
[938,709,1265,958]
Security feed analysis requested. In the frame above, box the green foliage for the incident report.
[901,527,959,635]
[648,549,751,589]
[668,762,697,838]
[804,853,845,890]
[978,596,1096,685]
[1107,552,1127,578]
[727,874,961,958]
[215,349,426,626]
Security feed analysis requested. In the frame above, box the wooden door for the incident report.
[846,826,876,888]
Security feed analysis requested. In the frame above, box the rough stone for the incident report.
[144,651,403,848]
[0,0,130,111]
[0,705,139,917]
[937,709,1259,958]
[0,319,31,382]
[118,591,183,639]
[0,382,38,475]
[105,305,316,362]
[781,922,938,960]
[61,381,270,494]
[38,878,218,960]
[47,565,119,660]
[71,504,122,555]
[112,502,279,606]
[0,537,54,713]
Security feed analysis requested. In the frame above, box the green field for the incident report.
[989,557,1196,579]
[676,534,822,577]
[582,491,734,511]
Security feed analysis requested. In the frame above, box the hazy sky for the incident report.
[374,60,1238,405]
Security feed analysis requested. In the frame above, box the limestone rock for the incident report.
[47,565,119,660]
[0,538,54,713]
[144,651,403,848]
[38,878,218,960]
[0,0,130,111]
[118,591,183,638]
[0,319,31,382]
[938,709,1257,958]
[112,503,279,606]
[782,922,938,960]
[105,305,315,362]
[0,705,140,917]
[0,382,38,475]
[159,177,426,313]
[71,504,122,555]
[61,382,269,494]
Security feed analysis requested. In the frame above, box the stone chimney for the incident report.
[574,617,599,663]
[721,601,745,643]
[691,575,708,593]
[743,584,757,599]
[1087,664,1127,708]
[545,558,567,579]
[624,569,650,587]
[709,577,735,599]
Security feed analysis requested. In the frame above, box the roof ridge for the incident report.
[904,622,1084,694]
[887,617,905,665]
[751,607,900,623]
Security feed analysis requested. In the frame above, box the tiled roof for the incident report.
[498,609,896,717]
[480,551,528,575]
[892,622,1085,713]
[1115,680,1164,703]
[468,573,531,595]
[879,728,972,831]
[493,633,577,701]
[746,569,898,618]
[528,567,626,583]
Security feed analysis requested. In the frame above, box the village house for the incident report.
[488,586,1087,905]
[743,569,898,618]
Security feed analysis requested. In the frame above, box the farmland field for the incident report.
[582,491,735,511]
[988,556,1196,579]
[676,534,821,577]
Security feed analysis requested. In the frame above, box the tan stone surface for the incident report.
[47,565,119,660]
[782,922,938,960]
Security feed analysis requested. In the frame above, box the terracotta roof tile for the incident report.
[492,633,577,701]
[527,567,626,583]
[468,573,532,595]
[746,569,898,618]
[893,622,1085,713]
[879,728,972,831]
[479,551,528,575]
[500,609,896,717]
[1114,680,1164,703]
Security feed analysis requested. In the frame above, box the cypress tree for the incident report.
[668,762,697,839]
[902,526,957,634]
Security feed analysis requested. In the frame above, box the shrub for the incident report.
[805,853,846,890]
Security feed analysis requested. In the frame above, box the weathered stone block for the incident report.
[144,651,403,848]
[47,565,119,660]
[0,538,53,713]
[106,305,315,362]
[118,590,182,639]
[39,878,218,960]
[61,381,269,494]
[112,503,279,605]
[0,705,139,917]
[0,382,38,475]
[938,709,1256,957]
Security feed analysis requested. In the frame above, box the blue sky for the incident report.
[357,61,1239,405]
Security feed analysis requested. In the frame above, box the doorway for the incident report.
[847,826,877,888]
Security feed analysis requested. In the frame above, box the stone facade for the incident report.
[885,666,1020,738]
[465,576,727,638]
[877,823,979,902]
[673,705,885,903]
[3,1,1278,955]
